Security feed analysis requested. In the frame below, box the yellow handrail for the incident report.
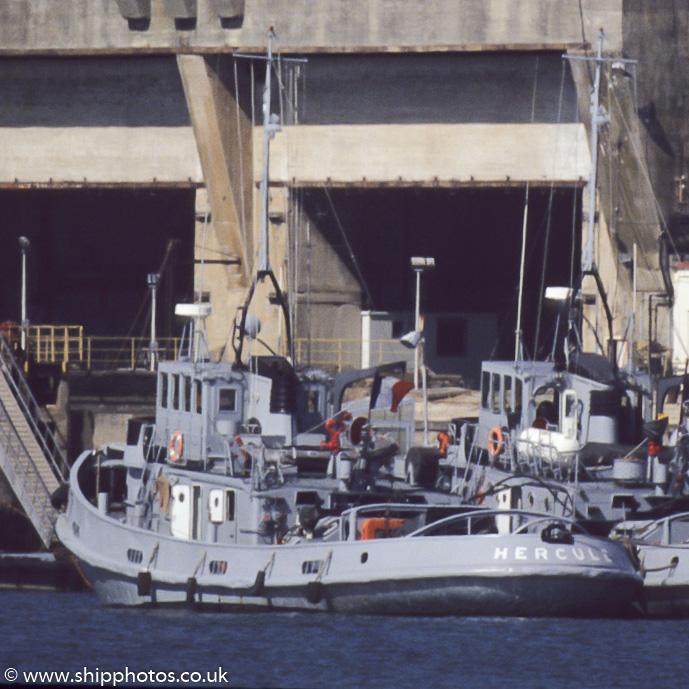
[4,325,402,373]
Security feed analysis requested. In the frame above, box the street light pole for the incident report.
[410,257,435,445]
[147,273,160,372]
[410,257,435,389]
[414,267,421,389]
[18,236,30,353]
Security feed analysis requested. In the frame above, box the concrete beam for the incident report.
[0,0,623,54]
[259,123,590,187]
[0,127,202,184]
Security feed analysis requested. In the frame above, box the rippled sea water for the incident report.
[1,590,688,688]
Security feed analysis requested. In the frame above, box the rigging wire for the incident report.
[250,60,255,127]
[569,107,581,293]
[117,239,180,369]
[322,186,375,309]
[576,0,587,45]
[534,58,567,358]
[608,81,680,263]
[233,57,248,248]
[515,55,540,361]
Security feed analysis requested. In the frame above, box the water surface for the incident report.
[0,591,686,688]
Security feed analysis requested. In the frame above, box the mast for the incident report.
[565,30,635,367]
[233,29,298,365]
[582,29,604,274]
[258,29,276,274]
[514,186,529,362]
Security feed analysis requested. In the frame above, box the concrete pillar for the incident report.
[178,54,257,358]
[177,53,253,282]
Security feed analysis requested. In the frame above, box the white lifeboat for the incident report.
[516,427,581,465]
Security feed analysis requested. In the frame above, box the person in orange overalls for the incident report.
[320,411,352,452]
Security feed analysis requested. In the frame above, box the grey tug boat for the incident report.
[608,402,689,617]
[54,329,642,615]
[55,30,641,617]
[412,32,685,529]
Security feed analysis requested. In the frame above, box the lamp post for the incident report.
[410,256,435,389]
[400,256,435,445]
[147,273,160,371]
[18,236,30,353]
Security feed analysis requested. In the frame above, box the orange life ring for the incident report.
[487,427,504,458]
[169,430,184,463]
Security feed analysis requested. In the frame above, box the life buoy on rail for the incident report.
[169,430,184,463]
[487,427,504,458]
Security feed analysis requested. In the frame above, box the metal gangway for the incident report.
[0,335,70,548]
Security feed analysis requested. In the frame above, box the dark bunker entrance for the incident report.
[301,185,582,385]
[0,187,196,339]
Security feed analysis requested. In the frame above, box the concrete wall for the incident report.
[366,310,498,386]
[262,123,590,186]
[0,57,202,184]
[12,0,680,372]
[0,1,623,53]
[623,0,689,218]
[283,53,579,126]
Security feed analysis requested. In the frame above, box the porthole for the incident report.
[301,560,323,575]
[209,560,228,574]
[127,548,143,564]
[361,552,368,564]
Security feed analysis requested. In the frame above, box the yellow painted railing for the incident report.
[295,337,404,372]
[82,336,181,371]
[18,325,180,371]
[29,325,84,365]
[1,325,402,373]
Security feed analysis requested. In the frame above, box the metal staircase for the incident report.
[0,336,70,548]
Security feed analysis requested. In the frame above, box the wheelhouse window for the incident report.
[515,378,523,415]
[219,388,237,413]
[669,517,689,545]
[159,373,168,409]
[503,376,513,413]
[307,389,320,413]
[481,371,490,410]
[534,389,557,425]
[184,376,192,412]
[195,381,202,414]
[490,373,501,413]
[171,374,179,410]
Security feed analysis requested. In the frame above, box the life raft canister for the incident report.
[360,518,407,540]
[488,427,504,457]
[169,430,184,463]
